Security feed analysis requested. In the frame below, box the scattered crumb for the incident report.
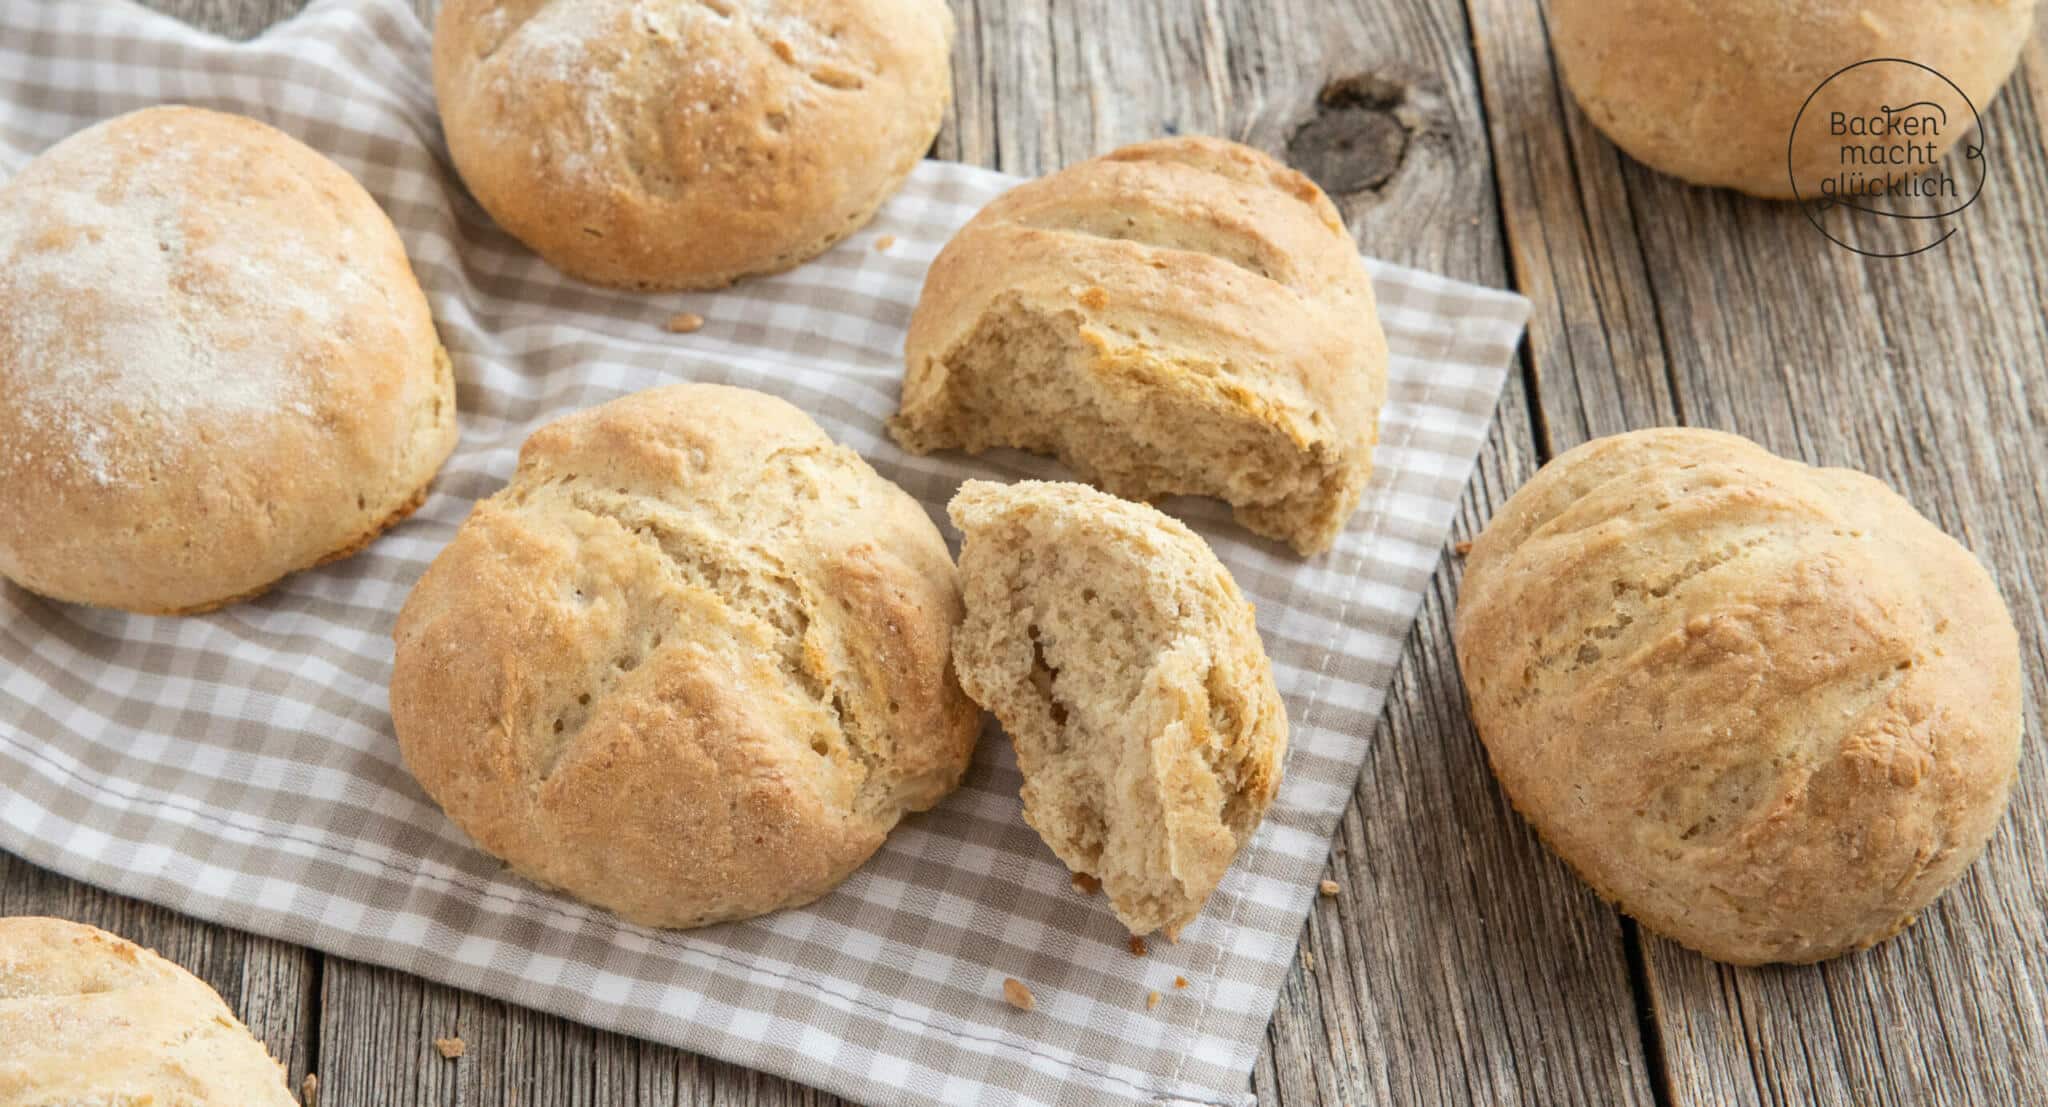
[873,234,896,252]
[301,1073,318,1105]
[433,1036,465,1060]
[1070,872,1101,895]
[1077,286,1109,309]
[1146,990,1162,1010]
[1174,975,1189,990]
[1302,951,1315,970]
[1002,977,1035,1012]
[664,311,705,334]
[1320,879,1341,897]
[1453,540,1473,556]
[1128,935,1148,957]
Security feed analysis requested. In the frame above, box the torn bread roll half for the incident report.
[948,480,1289,939]
[893,136,1388,557]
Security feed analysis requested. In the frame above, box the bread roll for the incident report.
[1455,428,2023,963]
[948,480,1288,939]
[891,136,1388,556]
[1550,0,2038,198]
[434,0,954,290]
[0,916,295,1104]
[392,384,979,928]
[0,105,457,614]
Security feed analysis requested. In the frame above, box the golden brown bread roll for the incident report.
[433,0,954,290]
[392,383,979,929]
[948,480,1288,939]
[890,136,1387,556]
[1455,428,2022,964]
[0,106,457,614]
[1550,0,2038,198]
[0,917,296,1104]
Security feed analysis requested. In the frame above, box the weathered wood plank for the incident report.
[1466,2,2048,1104]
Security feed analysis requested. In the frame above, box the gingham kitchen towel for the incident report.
[0,2,1530,1104]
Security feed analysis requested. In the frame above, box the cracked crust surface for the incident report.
[390,383,978,929]
[1455,428,2023,964]
[948,480,1288,939]
[0,106,458,614]
[433,0,954,290]
[0,916,296,1104]
[891,136,1387,556]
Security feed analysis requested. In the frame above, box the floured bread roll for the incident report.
[891,136,1388,556]
[1456,429,2023,963]
[392,383,979,928]
[0,916,296,1104]
[948,480,1288,939]
[434,0,954,289]
[0,105,457,614]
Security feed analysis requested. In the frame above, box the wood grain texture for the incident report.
[7,0,2044,1105]
[1466,2,2048,1105]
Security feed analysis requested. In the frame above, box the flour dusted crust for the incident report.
[0,917,296,1104]
[433,0,954,290]
[0,106,458,615]
[1549,0,2038,198]
[390,384,979,929]
[948,480,1288,939]
[1455,429,2023,964]
[891,136,1388,556]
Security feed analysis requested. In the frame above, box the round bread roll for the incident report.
[391,383,979,928]
[890,136,1387,557]
[1550,0,2038,198]
[0,916,296,1104]
[0,106,458,615]
[433,0,954,290]
[1455,429,2022,964]
[948,480,1288,939]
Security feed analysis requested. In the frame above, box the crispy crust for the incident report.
[390,383,979,929]
[1455,428,2023,964]
[433,0,954,290]
[158,443,442,617]
[890,136,1387,556]
[0,107,459,615]
[1549,0,2037,198]
[0,917,297,1103]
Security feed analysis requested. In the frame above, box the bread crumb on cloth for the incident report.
[1002,977,1035,1011]
[874,234,896,251]
[1127,935,1148,957]
[664,311,705,334]
[1146,990,1162,1010]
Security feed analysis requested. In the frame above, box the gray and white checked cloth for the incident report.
[0,2,1530,1104]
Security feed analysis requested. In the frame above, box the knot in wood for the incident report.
[1289,74,1413,196]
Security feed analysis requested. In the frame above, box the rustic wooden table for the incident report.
[7,2,2044,1104]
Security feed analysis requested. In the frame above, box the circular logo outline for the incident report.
[1787,57,1988,259]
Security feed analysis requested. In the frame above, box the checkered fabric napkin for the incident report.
[0,2,1529,1103]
